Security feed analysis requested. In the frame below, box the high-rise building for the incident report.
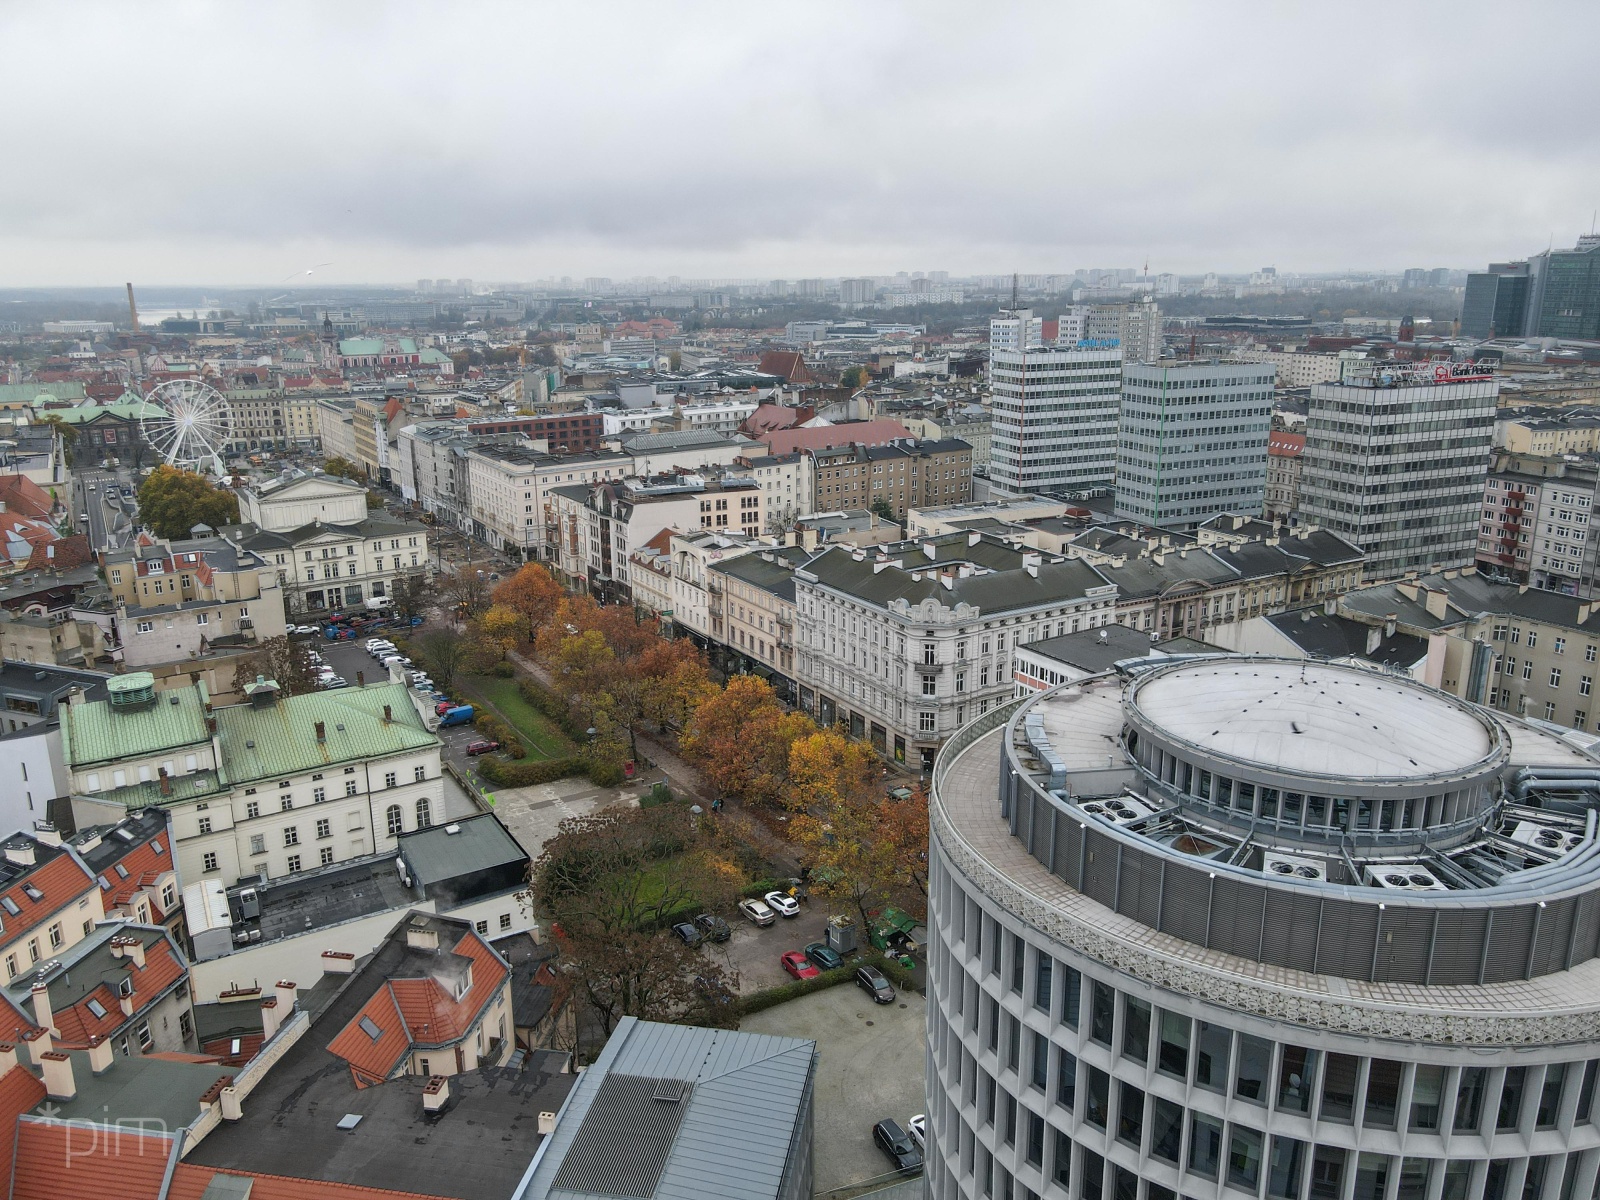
[925,654,1600,1200]
[989,310,1121,496]
[1298,362,1498,578]
[840,277,876,304]
[1463,237,1600,341]
[1460,263,1531,339]
[1114,360,1275,528]
[1057,300,1163,363]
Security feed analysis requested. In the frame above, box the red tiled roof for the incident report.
[0,856,96,956]
[0,476,54,521]
[1268,431,1306,456]
[326,985,411,1086]
[201,1032,265,1066]
[24,534,92,573]
[51,937,186,1049]
[763,420,911,456]
[327,932,507,1085]
[100,836,175,919]
[169,1165,457,1200]
[0,1066,46,1189]
[757,350,813,384]
[11,1121,172,1200]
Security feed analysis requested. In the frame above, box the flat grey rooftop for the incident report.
[252,856,418,943]
[1132,660,1494,778]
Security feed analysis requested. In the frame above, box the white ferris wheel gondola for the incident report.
[140,379,232,473]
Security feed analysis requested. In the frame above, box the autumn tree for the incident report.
[323,456,365,481]
[411,626,473,688]
[231,635,320,698]
[137,466,240,540]
[440,566,491,618]
[534,803,744,1040]
[784,727,915,925]
[390,573,429,621]
[477,604,524,655]
[490,564,564,646]
[680,675,815,806]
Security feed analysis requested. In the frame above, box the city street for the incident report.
[71,466,134,551]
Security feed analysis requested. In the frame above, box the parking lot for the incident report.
[715,902,832,994]
[740,982,927,1195]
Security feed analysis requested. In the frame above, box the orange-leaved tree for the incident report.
[680,675,814,806]
[490,564,564,647]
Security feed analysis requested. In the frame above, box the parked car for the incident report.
[764,890,800,918]
[907,1114,926,1151]
[736,898,776,927]
[320,676,349,689]
[465,740,501,756]
[872,1119,923,1172]
[855,965,896,1004]
[693,913,731,943]
[802,941,843,971]
[671,921,703,947]
[780,951,819,981]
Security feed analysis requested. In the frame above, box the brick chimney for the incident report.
[86,1034,113,1075]
[260,996,282,1041]
[315,721,326,743]
[158,767,172,797]
[0,1044,17,1075]
[423,1074,450,1113]
[39,1051,74,1101]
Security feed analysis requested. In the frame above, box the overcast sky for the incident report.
[4,1,1597,287]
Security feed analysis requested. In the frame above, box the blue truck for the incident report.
[438,705,475,727]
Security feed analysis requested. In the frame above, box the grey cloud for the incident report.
[2,0,1597,284]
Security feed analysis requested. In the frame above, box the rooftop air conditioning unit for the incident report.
[1080,796,1156,826]
[1262,851,1327,882]
[1364,864,1448,892]
[1510,820,1584,856]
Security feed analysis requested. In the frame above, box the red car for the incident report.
[466,740,501,756]
[780,951,820,981]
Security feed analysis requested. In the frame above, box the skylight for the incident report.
[359,1016,383,1041]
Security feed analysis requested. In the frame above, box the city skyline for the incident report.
[3,1,1596,287]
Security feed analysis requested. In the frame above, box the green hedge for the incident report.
[478,756,584,787]
[476,753,631,789]
[473,714,526,759]
[517,677,590,740]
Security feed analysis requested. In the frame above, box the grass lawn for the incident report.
[457,674,576,761]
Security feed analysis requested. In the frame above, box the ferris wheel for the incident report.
[140,379,232,473]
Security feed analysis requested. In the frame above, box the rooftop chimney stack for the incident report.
[39,1051,75,1101]
[315,721,326,743]
[30,982,53,1036]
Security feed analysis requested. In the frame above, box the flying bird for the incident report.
[281,262,335,282]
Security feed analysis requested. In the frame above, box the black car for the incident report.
[803,941,843,971]
[670,921,703,947]
[873,1118,923,1172]
[694,913,731,943]
[856,965,896,1004]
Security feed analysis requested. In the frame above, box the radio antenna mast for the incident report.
[1011,273,1019,311]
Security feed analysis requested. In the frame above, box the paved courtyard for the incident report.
[741,982,927,1195]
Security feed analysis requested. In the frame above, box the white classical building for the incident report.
[229,472,428,613]
[62,672,446,889]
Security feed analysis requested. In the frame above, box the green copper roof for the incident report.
[338,338,418,356]
[61,682,212,769]
[99,768,225,809]
[215,682,435,784]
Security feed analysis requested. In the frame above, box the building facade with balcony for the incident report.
[794,532,1117,771]
[926,655,1600,1200]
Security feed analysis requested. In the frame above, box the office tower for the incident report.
[1056,301,1163,363]
[1114,361,1276,527]
[1298,362,1497,578]
[925,654,1600,1200]
[989,310,1121,496]
[1460,263,1531,339]
[1532,235,1600,341]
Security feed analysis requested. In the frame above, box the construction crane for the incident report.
[125,282,140,333]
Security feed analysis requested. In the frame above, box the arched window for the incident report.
[386,805,403,836]
[416,798,432,830]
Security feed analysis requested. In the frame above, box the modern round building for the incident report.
[926,657,1600,1200]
